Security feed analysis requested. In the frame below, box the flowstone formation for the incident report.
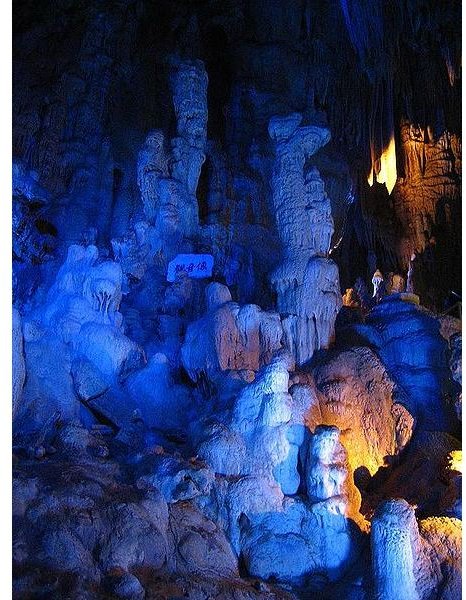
[195,351,298,493]
[240,425,362,587]
[345,294,455,431]
[181,282,283,381]
[268,113,342,366]
[12,2,462,599]
[14,244,143,434]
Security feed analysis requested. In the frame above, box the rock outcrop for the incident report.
[16,244,144,432]
[449,333,462,421]
[13,444,293,600]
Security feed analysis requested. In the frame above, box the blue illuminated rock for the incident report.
[371,499,462,600]
[346,295,453,430]
[268,113,341,365]
[15,244,144,432]
[241,424,363,588]
[371,499,420,600]
[196,351,300,495]
[11,2,462,597]
[12,308,26,419]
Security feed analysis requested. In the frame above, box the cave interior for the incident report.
[12,1,462,599]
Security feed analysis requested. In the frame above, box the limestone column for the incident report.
[268,113,342,365]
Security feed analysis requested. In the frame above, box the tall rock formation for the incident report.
[268,113,342,365]
[136,59,208,247]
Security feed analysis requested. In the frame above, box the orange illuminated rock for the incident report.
[292,347,414,522]
[294,347,414,478]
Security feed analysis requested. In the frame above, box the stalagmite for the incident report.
[170,60,208,195]
[303,425,349,515]
[135,60,208,246]
[181,282,283,380]
[371,499,420,600]
[137,130,168,222]
[371,268,385,300]
[268,113,342,365]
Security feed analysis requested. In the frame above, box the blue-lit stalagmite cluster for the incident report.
[13,1,461,598]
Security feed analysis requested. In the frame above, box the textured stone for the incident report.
[241,495,361,587]
[12,308,26,419]
[137,455,215,504]
[303,425,349,513]
[11,4,462,599]
[197,352,299,495]
[123,353,191,430]
[296,346,414,519]
[181,283,283,380]
[364,431,461,518]
[268,113,341,365]
[71,358,110,401]
[106,573,145,600]
[371,499,420,600]
[169,502,238,579]
[347,295,453,430]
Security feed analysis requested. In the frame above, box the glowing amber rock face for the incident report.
[368,135,397,195]
[448,450,462,473]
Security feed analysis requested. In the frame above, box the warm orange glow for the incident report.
[367,136,397,195]
[448,450,462,473]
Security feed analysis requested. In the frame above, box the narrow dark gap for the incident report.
[202,25,233,144]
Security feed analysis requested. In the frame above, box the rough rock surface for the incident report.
[449,333,462,422]
[182,282,283,380]
[309,347,414,477]
[291,346,414,524]
[12,308,26,419]
[343,295,454,431]
[268,113,342,366]
[197,352,298,494]
[16,244,144,433]
[371,499,462,600]
[371,499,419,600]
[12,445,294,600]
[241,495,362,588]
